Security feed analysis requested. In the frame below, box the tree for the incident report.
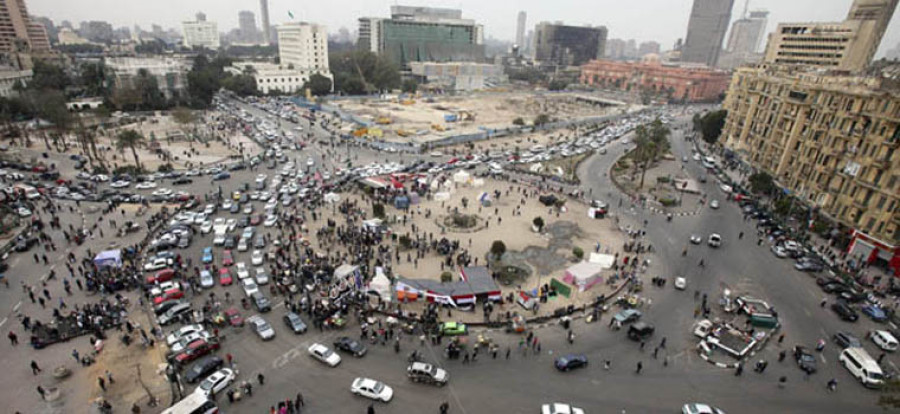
[171,107,197,126]
[440,271,453,283]
[329,50,400,95]
[116,129,145,170]
[548,80,568,91]
[573,247,584,260]
[534,114,551,127]
[633,119,671,189]
[533,217,545,232]
[303,74,332,96]
[372,203,385,219]
[512,117,525,126]
[696,110,727,144]
[29,61,70,91]
[748,172,777,195]
[79,61,109,97]
[221,74,258,96]
[401,79,418,94]
[490,240,506,258]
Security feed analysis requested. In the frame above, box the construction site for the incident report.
[334,92,636,144]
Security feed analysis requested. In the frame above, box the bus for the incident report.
[161,392,218,414]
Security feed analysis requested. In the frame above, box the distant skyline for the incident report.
[28,0,900,57]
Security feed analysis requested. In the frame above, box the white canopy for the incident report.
[368,267,393,302]
[589,253,615,269]
[434,191,451,201]
[324,192,341,203]
[453,170,471,184]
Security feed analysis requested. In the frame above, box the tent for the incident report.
[324,192,341,203]
[434,192,451,201]
[395,266,501,306]
[367,267,393,302]
[453,170,471,184]
[93,250,122,269]
[562,261,605,292]
[589,253,615,269]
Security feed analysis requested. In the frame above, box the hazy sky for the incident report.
[28,0,900,57]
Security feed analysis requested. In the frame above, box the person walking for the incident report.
[98,376,106,391]
[635,361,643,374]
[8,331,17,345]
[258,373,265,385]
[367,403,376,414]
[30,360,41,375]
[72,349,80,362]
[36,385,46,400]
[439,401,450,414]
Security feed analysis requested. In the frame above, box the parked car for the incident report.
[438,322,467,336]
[199,270,214,288]
[543,403,585,414]
[248,316,275,341]
[682,403,726,414]
[251,292,271,312]
[862,305,889,322]
[283,312,308,334]
[166,324,204,347]
[870,330,899,352]
[183,356,224,383]
[218,268,233,286]
[173,338,220,365]
[196,367,235,396]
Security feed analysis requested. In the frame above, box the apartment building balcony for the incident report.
[852,198,868,210]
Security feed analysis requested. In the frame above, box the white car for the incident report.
[248,316,276,341]
[91,174,109,182]
[689,235,702,245]
[708,233,722,248]
[236,262,250,279]
[771,245,790,258]
[170,331,212,353]
[222,200,233,210]
[254,268,269,285]
[17,207,32,217]
[541,403,585,414]
[870,330,899,352]
[682,403,726,414]
[350,377,393,402]
[200,220,213,234]
[710,200,720,209]
[264,215,278,227]
[110,180,131,188]
[674,277,687,290]
[203,204,216,215]
[306,158,315,166]
[241,278,259,297]
[308,343,341,367]
[237,238,249,252]
[242,204,254,214]
[199,270,214,288]
[719,184,732,193]
[196,368,235,396]
[251,250,264,265]
[256,174,268,182]
[135,181,158,190]
[152,188,173,197]
[143,257,171,271]
[166,324,204,346]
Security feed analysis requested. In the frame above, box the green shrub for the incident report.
[372,203,386,219]
[659,197,677,207]
[440,272,453,283]
[573,247,584,259]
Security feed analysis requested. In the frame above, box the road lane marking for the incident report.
[12,300,21,312]
[0,317,6,328]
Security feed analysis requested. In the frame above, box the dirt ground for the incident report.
[336,93,635,144]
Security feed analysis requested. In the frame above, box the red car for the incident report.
[225,307,244,327]
[222,250,234,266]
[152,288,184,305]
[218,268,233,286]
[173,338,220,365]
[146,268,176,285]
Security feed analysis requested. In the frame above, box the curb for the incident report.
[695,322,781,369]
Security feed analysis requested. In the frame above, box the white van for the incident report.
[870,330,899,352]
[839,347,884,388]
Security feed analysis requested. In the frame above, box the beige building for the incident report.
[722,64,900,273]
[276,22,328,73]
[763,0,898,72]
[0,0,49,52]
[182,13,220,50]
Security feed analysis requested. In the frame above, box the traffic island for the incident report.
[693,292,781,369]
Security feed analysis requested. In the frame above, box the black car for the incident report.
[795,259,824,272]
[172,177,193,185]
[224,236,237,249]
[238,216,250,228]
[184,356,224,383]
[334,336,367,357]
[554,354,588,372]
[831,301,859,322]
[154,299,185,316]
[821,282,847,293]
[283,312,307,334]
[793,346,817,374]
[14,236,39,252]
[229,163,246,171]
[833,331,862,349]
[229,204,240,214]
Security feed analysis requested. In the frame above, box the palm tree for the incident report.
[634,119,671,190]
[116,129,145,170]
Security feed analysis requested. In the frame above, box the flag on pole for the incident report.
[288,11,294,19]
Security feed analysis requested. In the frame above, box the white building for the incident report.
[409,61,506,91]
[0,67,32,98]
[105,57,191,99]
[229,62,333,95]
[182,19,220,50]
[276,22,329,72]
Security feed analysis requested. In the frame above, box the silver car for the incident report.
[249,316,275,340]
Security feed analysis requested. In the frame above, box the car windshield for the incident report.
[372,382,384,393]
[199,378,214,390]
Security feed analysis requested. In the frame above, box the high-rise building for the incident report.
[80,21,114,43]
[681,0,735,67]
[606,38,625,59]
[764,0,898,72]
[277,22,329,72]
[721,64,900,273]
[238,10,258,43]
[727,9,767,54]
[624,39,638,59]
[638,41,661,57]
[32,16,56,44]
[259,0,271,45]
[533,22,607,67]
[0,0,50,52]
[516,11,526,48]
[358,6,484,68]
[182,14,219,49]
